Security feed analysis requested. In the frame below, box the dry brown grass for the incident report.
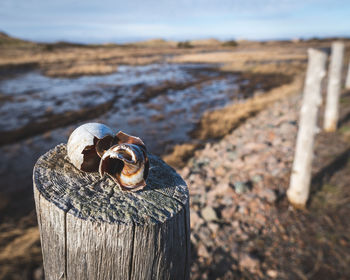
[162,143,201,168]
[168,48,308,78]
[0,227,39,262]
[0,43,206,77]
[0,40,213,66]
[163,76,303,168]
[0,226,41,279]
[2,37,348,79]
[194,76,303,140]
[220,60,306,76]
[169,49,307,64]
[0,47,162,66]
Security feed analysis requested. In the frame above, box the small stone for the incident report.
[221,196,233,206]
[33,266,44,280]
[208,182,231,197]
[208,222,219,235]
[238,205,249,215]
[243,142,267,152]
[227,151,238,160]
[233,181,250,194]
[232,220,240,229]
[260,189,277,203]
[190,234,198,245]
[255,213,266,225]
[238,232,249,240]
[267,269,278,278]
[221,206,236,220]
[197,227,214,247]
[251,174,263,183]
[239,254,260,271]
[181,167,191,178]
[190,211,203,229]
[197,243,210,258]
[201,206,218,222]
[215,166,226,177]
[248,199,259,211]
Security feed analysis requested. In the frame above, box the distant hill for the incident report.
[189,38,222,47]
[0,32,117,50]
[129,38,177,47]
[0,31,35,47]
[130,38,224,48]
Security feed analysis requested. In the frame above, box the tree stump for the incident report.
[33,144,190,280]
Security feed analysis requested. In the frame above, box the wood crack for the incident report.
[128,223,136,280]
[183,205,190,280]
[63,211,68,280]
[63,204,72,280]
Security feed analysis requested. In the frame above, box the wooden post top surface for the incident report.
[33,144,189,225]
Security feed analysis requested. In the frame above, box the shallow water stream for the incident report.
[0,63,250,196]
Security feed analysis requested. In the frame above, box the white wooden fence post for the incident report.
[324,41,345,132]
[345,59,350,89]
[287,48,327,208]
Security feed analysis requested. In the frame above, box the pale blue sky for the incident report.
[1,0,349,43]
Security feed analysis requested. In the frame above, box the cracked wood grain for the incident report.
[33,144,190,280]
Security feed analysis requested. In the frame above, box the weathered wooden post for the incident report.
[33,144,190,280]
[287,49,327,208]
[324,41,345,132]
[345,59,350,89]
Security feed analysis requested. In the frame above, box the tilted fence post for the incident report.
[287,48,327,208]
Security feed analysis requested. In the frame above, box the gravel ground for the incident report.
[179,93,301,279]
[179,89,350,279]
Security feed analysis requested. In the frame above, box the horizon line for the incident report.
[2,30,350,45]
